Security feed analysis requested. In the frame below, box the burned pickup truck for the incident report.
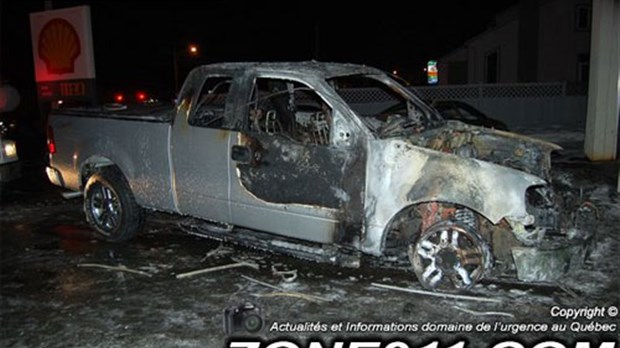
[46,62,594,291]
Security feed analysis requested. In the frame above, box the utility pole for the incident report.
[173,43,199,94]
[173,47,179,93]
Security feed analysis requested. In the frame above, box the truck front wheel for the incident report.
[408,220,491,291]
[84,166,144,242]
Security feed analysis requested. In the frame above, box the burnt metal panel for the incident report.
[410,121,560,181]
[361,138,546,255]
[236,133,348,209]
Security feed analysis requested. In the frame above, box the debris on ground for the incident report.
[77,263,153,277]
[176,260,259,279]
[200,243,233,262]
[371,282,502,303]
[241,274,330,303]
[271,265,298,282]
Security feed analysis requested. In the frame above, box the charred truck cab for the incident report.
[46,62,595,291]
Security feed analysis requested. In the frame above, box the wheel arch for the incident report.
[80,156,125,190]
[378,200,489,254]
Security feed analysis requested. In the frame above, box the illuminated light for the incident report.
[48,140,56,154]
[392,69,398,75]
[57,100,64,105]
[48,142,56,154]
[47,126,56,154]
[3,141,17,158]
[427,60,438,84]
[38,18,81,74]
[114,93,124,103]
[136,91,147,102]
[188,44,198,55]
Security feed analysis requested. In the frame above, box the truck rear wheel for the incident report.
[84,166,144,242]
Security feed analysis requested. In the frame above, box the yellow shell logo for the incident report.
[38,18,81,74]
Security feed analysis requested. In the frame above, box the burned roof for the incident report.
[191,61,384,79]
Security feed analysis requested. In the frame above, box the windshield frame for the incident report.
[326,73,444,138]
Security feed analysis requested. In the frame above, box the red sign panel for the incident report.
[30,5,96,95]
[38,18,82,75]
[36,79,96,102]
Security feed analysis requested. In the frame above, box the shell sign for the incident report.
[30,6,95,100]
[38,18,82,75]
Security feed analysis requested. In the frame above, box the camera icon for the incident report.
[223,302,264,335]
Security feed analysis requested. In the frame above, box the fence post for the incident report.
[562,81,566,96]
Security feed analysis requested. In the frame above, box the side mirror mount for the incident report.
[231,145,252,164]
[333,115,355,147]
[232,145,261,164]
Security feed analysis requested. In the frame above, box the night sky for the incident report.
[2,1,517,106]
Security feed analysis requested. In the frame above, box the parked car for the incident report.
[45,62,592,291]
[0,125,20,183]
[0,85,21,183]
[430,100,509,131]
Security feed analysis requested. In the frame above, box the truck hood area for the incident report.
[362,136,548,255]
[408,121,562,181]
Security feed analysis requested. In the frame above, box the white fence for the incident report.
[339,82,588,129]
[412,82,587,129]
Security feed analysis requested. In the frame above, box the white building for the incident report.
[438,0,592,85]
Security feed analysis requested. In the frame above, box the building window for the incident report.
[485,49,499,83]
[577,54,590,83]
[575,5,591,31]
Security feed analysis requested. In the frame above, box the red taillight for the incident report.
[47,126,56,154]
[114,93,124,103]
[136,91,147,102]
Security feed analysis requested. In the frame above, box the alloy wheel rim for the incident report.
[409,223,486,290]
[90,184,121,234]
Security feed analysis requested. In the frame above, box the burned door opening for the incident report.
[235,78,352,210]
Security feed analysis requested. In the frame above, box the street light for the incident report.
[173,43,199,93]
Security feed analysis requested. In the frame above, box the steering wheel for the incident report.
[378,113,424,137]
[378,102,407,121]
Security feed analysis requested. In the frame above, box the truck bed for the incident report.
[52,103,174,123]
[48,106,175,212]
